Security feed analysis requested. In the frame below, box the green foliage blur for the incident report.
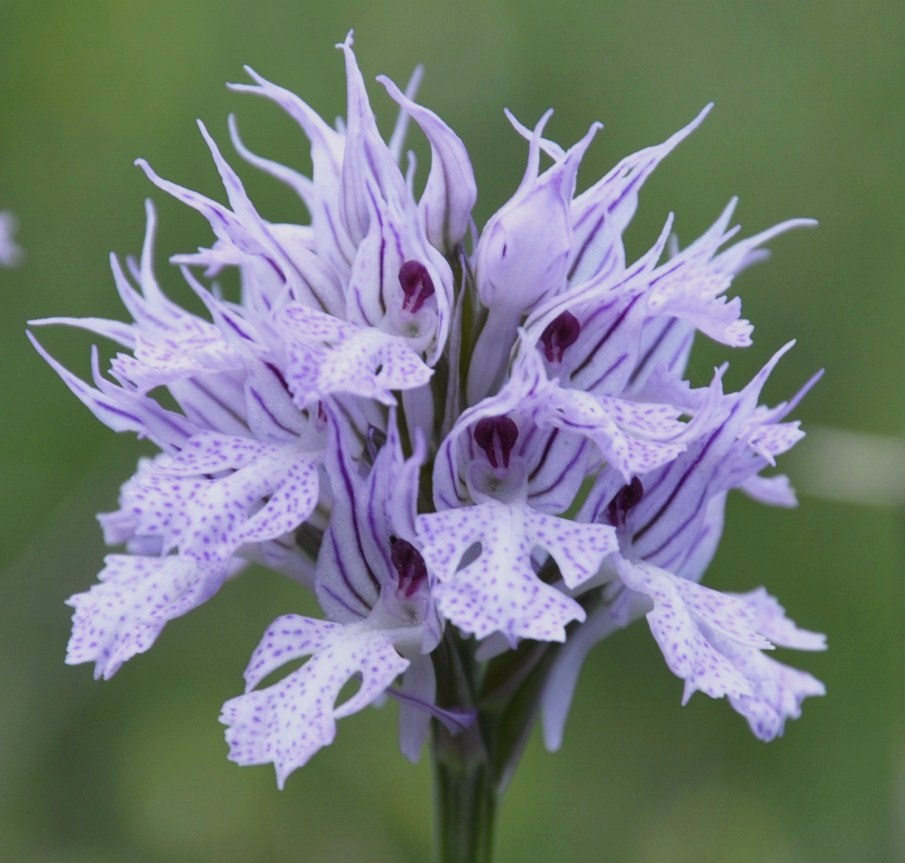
[1,0,902,860]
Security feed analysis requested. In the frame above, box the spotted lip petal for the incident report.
[66,555,228,680]
[720,586,826,740]
[118,433,321,563]
[727,651,826,741]
[417,498,616,646]
[281,304,434,407]
[615,557,825,735]
[111,316,249,394]
[221,616,410,788]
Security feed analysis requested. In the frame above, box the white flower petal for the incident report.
[66,555,226,680]
[616,558,825,733]
[221,616,409,787]
[418,499,615,644]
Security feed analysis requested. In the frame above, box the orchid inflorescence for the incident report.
[30,33,825,791]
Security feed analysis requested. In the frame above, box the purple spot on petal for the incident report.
[605,477,644,527]
[389,536,428,598]
[473,416,519,470]
[540,311,581,363]
[398,260,435,313]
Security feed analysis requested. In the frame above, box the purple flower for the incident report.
[30,32,824,789]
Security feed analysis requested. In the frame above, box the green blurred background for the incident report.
[1,0,902,860]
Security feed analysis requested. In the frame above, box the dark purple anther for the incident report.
[540,311,581,363]
[399,260,436,313]
[390,536,428,598]
[473,415,519,470]
[605,477,644,527]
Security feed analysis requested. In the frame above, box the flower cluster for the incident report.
[31,34,824,788]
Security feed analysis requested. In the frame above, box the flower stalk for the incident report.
[432,720,497,863]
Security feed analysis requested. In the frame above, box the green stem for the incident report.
[432,720,498,863]
[430,632,499,862]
